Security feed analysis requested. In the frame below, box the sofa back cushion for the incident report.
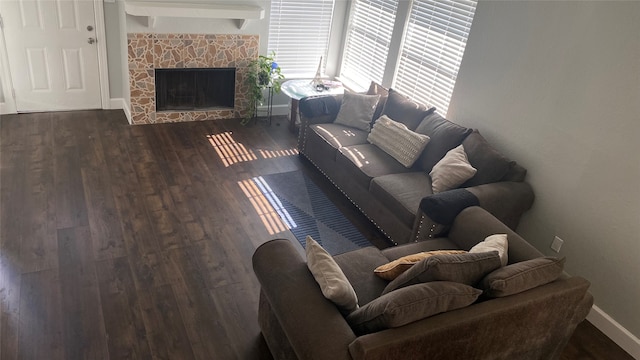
[461,130,516,187]
[347,282,481,335]
[481,257,565,297]
[381,88,435,130]
[367,81,389,122]
[414,112,472,172]
[382,251,502,295]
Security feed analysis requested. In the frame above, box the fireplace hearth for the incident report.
[156,68,236,112]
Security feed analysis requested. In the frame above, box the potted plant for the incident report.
[243,52,284,124]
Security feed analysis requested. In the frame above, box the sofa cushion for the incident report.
[369,172,432,228]
[337,144,412,189]
[334,247,391,306]
[367,115,431,168]
[334,91,380,131]
[374,250,468,281]
[415,112,473,172]
[470,234,508,267]
[381,88,436,130]
[367,81,389,122]
[309,123,370,151]
[306,236,359,314]
[461,130,516,187]
[347,282,482,335]
[382,251,502,295]
[381,238,461,261]
[481,257,566,297]
[429,144,477,193]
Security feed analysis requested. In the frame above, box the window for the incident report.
[339,0,399,90]
[394,0,477,115]
[268,0,336,79]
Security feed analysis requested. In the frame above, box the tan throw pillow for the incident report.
[334,91,380,131]
[429,144,477,193]
[374,250,468,281]
[367,115,431,167]
[306,235,359,314]
[347,282,481,335]
[382,252,502,295]
[481,257,566,297]
[470,234,509,266]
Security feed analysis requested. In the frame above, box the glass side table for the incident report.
[280,79,344,133]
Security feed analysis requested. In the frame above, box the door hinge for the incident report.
[0,14,4,29]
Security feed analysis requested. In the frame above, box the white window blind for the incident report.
[340,0,399,90]
[394,0,477,115]
[268,0,335,79]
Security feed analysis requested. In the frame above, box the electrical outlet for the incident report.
[551,236,564,253]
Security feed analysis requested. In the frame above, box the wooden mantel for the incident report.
[124,1,265,30]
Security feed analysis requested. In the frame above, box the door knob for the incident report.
[88,37,96,44]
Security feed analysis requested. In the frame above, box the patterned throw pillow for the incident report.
[367,115,431,168]
[306,235,359,314]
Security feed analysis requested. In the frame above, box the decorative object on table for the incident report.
[310,56,323,88]
[243,51,284,125]
[253,170,369,255]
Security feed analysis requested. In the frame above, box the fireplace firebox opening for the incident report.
[155,68,236,112]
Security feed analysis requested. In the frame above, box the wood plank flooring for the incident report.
[0,110,633,359]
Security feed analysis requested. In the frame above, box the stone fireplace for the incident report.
[127,33,258,124]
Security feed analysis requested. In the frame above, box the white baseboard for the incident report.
[109,98,132,124]
[0,101,17,115]
[587,305,640,359]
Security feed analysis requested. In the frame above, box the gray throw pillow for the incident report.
[334,91,380,131]
[347,282,482,335]
[461,130,516,187]
[382,252,502,295]
[481,257,565,297]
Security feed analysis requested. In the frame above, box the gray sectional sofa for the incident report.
[253,207,593,359]
[297,87,535,245]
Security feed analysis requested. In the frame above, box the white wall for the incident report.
[448,0,640,342]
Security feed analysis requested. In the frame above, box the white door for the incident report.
[0,0,101,112]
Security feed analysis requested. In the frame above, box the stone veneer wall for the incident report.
[127,33,259,124]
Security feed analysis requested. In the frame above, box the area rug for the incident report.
[253,171,370,255]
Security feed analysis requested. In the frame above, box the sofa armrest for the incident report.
[411,181,534,241]
[466,181,535,230]
[348,276,592,360]
[447,206,544,263]
[253,239,356,360]
[299,94,343,124]
[297,95,344,153]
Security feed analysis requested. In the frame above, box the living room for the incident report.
[0,0,638,359]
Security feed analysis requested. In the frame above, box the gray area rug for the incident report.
[254,171,370,255]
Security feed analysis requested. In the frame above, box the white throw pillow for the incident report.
[429,144,477,193]
[334,92,380,131]
[367,115,431,167]
[306,235,359,314]
[470,234,509,266]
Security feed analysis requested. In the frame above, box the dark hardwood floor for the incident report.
[0,110,633,359]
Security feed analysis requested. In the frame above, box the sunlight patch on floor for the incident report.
[237,177,296,235]
[207,132,298,166]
